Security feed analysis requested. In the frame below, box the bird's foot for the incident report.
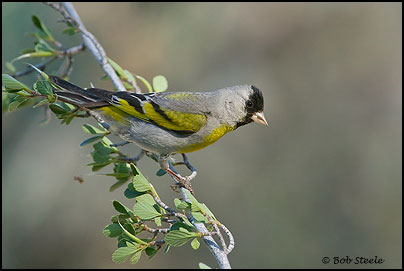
[166,167,195,195]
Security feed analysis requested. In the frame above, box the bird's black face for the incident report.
[235,86,267,129]
[246,86,264,113]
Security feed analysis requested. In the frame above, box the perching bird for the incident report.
[49,76,268,191]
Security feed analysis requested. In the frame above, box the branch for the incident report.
[44,2,126,92]
[167,161,232,269]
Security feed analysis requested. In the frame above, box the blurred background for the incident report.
[2,2,402,268]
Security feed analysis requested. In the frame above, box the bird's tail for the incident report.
[49,76,109,108]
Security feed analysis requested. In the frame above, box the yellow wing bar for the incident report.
[111,96,207,134]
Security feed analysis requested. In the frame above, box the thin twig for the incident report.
[218,222,235,254]
[148,240,165,247]
[44,2,126,92]
[142,224,170,234]
[63,43,85,56]
[13,56,57,78]
[161,217,177,224]
[13,43,85,78]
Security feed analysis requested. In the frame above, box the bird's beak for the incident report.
[251,111,268,126]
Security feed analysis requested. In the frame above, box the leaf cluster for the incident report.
[103,164,217,264]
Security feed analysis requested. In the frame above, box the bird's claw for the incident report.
[169,174,194,195]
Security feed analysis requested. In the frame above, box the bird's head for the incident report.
[220,85,268,129]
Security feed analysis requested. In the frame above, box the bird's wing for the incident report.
[88,89,208,134]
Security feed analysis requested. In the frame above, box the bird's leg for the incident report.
[181,153,197,180]
[110,141,131,147]
[118,149,146,165]
[159,154,195,195]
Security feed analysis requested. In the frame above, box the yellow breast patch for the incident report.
[179,124,234,153]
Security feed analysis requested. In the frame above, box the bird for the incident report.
[49,75,268,192]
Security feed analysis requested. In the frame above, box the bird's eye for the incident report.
[246,100,253,108]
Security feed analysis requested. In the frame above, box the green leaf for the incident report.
[179,215,195,229]
[112,242,141,264]
[89,161,112,171]
[191,211,208,223]
[32,98,48,108]
[170,221,196,232]
[102,172,131,178]
[184,189,216,220]
[32,15,43,31]
[184,189,205,212]
[108,58,125,77]
[117,238,128,248]
[165,230,199,247]
[163,244,171,254]
[103,223,122,238]
[59,101,75,112]
[63,27,77,35]
[191,238,200,250]
[199,262,212,269]
[135,193,156,205]
[80,135,104,147]
[64,114,74,125]
[156,168,167,176]
[21,48,35,54]
[113,200,131,215]
[101,136,117,151]
[113,162,131,182]
[111,214,130,224]
[91,150,111,164]
[12,51,54,62]
[99,74,109,81]
[33,80,53,96]
[145,247,158,259]
[152,75,168,92]
[115,162,130,173]
[117,221,148,245]
[109,180,129,192]
[123,222,137,236]
[8,96,28,111]
[32,15,54,41]
[66,21,74,27]
[130,250,142,264]
[48,103,67,114]
[200,203,216,220]
[122,82,133,91]
[5,62,16,74]
[130,164,151,192]
[124,183,146,199]
[174,198,191,210]
[2,74,30,92]
[93,142,114,156]
[154,216,162,227]
[82,123,107,134]
[133,201,161,220]
[124,69,136,84]
[135,75,153,92]
[34,39,54,53]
